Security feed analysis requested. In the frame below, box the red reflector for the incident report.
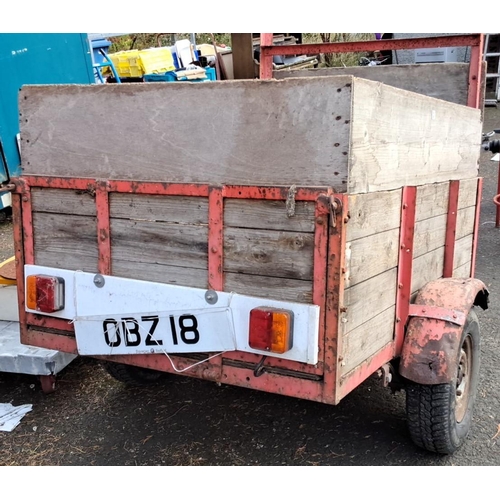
[249,307,293,354]
[26,275,65,313]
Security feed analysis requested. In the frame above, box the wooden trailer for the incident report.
[11,34,489,454]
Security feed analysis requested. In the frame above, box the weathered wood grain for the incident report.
[412,246,445,294]
[31,188,96,216]
[274,63,470,105]
[343,268,397,334]
[224,273,313,304]
[416,182,449,222]
[112,260,208,288]
[346,190,402,242]
[414,214,447,258]
[20,78,352,189]
[345,228,400,287]
[224,199,315,233]
[454,234,474,270]
[453,261,472,279]
[110,194,208,224]
[110,219,208,270]
[458,178,479,210]
[349,79,481,194]
[223,227,314,280]
[456,206,476,240]
[340,306,395,376]
[32,213,98,272]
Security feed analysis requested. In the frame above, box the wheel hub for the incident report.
[455,336,472,423]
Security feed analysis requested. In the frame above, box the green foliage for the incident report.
[108,33,231,53]
[303,33,375,67]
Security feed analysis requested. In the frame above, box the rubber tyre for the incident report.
[405,310,480,454]
[103,361,163,386]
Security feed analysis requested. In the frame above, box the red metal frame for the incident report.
[259,34,484,111]
[471,178,483,279]
[443,180,460,278]
[395,187,417,356]
[13,176,344,404]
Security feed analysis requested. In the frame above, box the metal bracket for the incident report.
[408,304,466,327]
[0,184,15,193]
[329,195,342,228]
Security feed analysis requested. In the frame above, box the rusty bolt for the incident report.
[422,309,426,314]
[316,217,324,225]
[403,203,408,209]
[396,317,401,323]
[398,283,403,289]
[401,244,406,250]
[453,314,457,319]
[22,196,28,202]
[344,217,349,224]
[211,247,217,254]
[341,267,346,274]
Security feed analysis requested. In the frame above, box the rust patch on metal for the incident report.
[400,278,488,385]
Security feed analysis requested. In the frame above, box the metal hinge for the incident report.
[329,195,342,227]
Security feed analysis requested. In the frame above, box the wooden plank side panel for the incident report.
[340,306,395,376]
[31,188,96,216]
[224,199,315,233]
[346,190,402,242]
[346,228,399,288]
[112,260,208,288]
[273,63,471,105]
[343,268,397,334]
[32,213,98,272]
[110,219,208,271]
[20,79,352,189]
[224,227,314,280]
[453,261,472,279]
[454,234,474,270]
[413,214,447,258]
[349,79,482,194]
[224,273,313,304]
[458,178,479,210]
[412,246,445,294]
[456,206,476,240]
[416,182,449,222]
[110,194,209,224]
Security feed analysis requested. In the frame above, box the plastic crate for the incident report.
[107,50,142,77]
[143,71,177,82]
[139,47,176,74]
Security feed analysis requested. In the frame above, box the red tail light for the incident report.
[26,275,65,313]
[249,307,293,354]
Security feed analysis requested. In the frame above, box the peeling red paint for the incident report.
[400,278,488,385]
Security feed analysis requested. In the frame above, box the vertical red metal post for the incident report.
[311,195,332,377]
[259,33,275,80]
[96,181,111,275]
[395,186,417,356]
[467,35,484,110]
[11,192,27,335]
[443,180,460,278]
[322,195,347,405]
[208,186,224,291]
[471,178,483,279]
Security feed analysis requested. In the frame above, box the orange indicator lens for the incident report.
[249,307,293,354]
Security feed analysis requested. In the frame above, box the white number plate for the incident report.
[74,309,235,356]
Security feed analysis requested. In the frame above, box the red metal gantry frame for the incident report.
[12,34,486,405]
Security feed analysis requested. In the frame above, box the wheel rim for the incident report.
[455,335,473,423]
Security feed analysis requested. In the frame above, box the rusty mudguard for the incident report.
[399,278,489,385]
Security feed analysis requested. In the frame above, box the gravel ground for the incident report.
[0,108,499,466]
